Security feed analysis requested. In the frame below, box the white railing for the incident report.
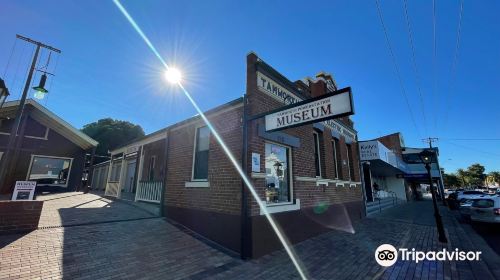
[105,182,120,197]
[135,181,163,203]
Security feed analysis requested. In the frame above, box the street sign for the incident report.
[12,181,37,201]
[264,87,354,132]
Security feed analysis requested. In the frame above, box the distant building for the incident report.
[0,99,98,193]
[96,52,364,258]
[359,132,445,215]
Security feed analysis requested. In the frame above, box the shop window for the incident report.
[265,142,291,204]
[313,132,322,177]
[332,140,339,179]
[27,155,72,187]
[148,156,156,180]
[192,126,210,181]
[346,144,355,181]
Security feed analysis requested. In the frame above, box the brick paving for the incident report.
[1,193,499,279]
[36,192,156,228]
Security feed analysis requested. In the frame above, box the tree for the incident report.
[81,118,145,163]
[456,168,469,187]
[443,173,460,188]
[466,163,486,186]
[487,171,500,186]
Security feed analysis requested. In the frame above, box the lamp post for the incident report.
[0,78,10,108]
[419,149,448,243]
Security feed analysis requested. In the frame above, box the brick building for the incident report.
[0,99,98,194]
[100,53,364,258]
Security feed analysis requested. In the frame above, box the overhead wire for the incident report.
[441,0,464,131]
[2,38,17,78]
[374,0,422,137]
[432,0,438,133]
[402,0,428,136]
[442,139,500,158]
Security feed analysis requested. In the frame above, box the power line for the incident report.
[441,138,500,141]
[374,0,421,137]
[441,0,464,131]
[403,0,428,136]
[442,139,500,158]
[432,0,438,132]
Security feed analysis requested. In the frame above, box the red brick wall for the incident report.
[0,201,43,234]
[378,133,403,156]
[164,106,244,215]
[245,53,363,217]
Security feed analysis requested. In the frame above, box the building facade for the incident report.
[100,53,364,258]
[0,99,98,194]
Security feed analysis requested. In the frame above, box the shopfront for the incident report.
[100,52,364,258]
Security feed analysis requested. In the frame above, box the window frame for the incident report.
[332,139,339,179]
[313,131,322,178]
[191,125,210,182]
[264,140,294,205]
[26,154,73,187]
[346,144,352,181]
[148,155,156,181]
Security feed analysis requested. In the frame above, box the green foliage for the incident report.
[443,173,460,188]
[487,171,500,185]
[466,163,486,186]
[81,118,145,162]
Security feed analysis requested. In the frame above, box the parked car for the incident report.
[470,196,500,224]
[447,190,488,210]
[458,199,474,222]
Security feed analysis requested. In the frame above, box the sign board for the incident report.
[396,174,427,179]
[12,181,37,201]
[251,153,261,172]
[359,141,381,161]
[257,71,356,140]
[264,87,354,132]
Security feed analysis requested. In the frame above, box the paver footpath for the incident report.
[1,193,499,279]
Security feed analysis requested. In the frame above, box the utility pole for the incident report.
[422,137,446,206]
[0,35,61,194]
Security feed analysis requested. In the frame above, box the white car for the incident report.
[456,190,488,202]
[470,196,500,224]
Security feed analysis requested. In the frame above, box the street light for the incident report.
[0,78,10,108]
[32,73,49,100]
[419,149,448,243]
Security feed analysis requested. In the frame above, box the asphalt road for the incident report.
[470,221,500,256]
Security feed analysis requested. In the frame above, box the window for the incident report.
[27,155,72,187]
[265,142,291,204]
[332,140,339,179]
[313,132,322,177]
[333,137,342,179]
[472,199,494,208]
[192,126,210,180]
[346,144,356,181]
[148,156,156,180]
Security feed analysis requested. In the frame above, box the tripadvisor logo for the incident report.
[375,244,482,267]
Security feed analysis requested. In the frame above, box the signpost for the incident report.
[264,87,354,132]
[11,181,37,201]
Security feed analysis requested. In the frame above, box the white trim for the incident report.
[191,125,210,181]
[2,99,98,149]
[26,154,74,188]
[350,183,356,188]
[260,199,300,215]
[336,183,344,187]
[251,172,266,179]
[185,181,210,188]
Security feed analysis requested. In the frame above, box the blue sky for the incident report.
[1,0,499,173]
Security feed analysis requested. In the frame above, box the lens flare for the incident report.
[165,68,182,84]
[112,1,307,279]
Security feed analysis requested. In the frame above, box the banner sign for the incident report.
[12,181,37,201]
[264,87,354,132]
